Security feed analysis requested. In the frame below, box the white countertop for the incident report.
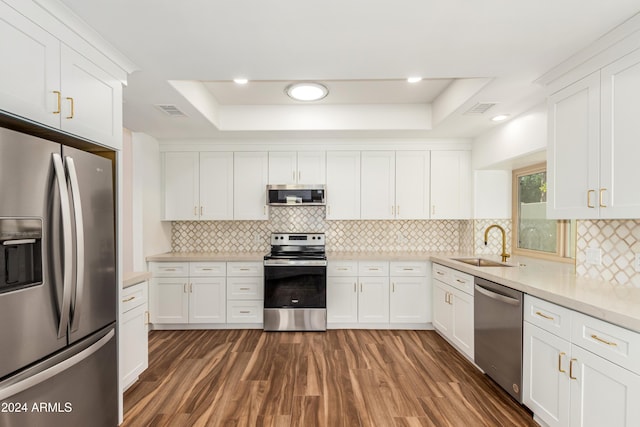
[122,271,153,289]
[146,252,267,262]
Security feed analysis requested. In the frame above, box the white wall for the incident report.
[131,132,171,270]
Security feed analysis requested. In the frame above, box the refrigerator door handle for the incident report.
[66,156,85,333]
[52,153,73,339]
[0,329,114,401]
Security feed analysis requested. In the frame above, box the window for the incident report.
[512,164,575,261]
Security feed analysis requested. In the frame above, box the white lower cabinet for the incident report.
[150,277,190,324]
[120,282,149,391]
[431,263,474,359]
[327,260,430,328]
[189,277,226,323]
[523,295,640,427]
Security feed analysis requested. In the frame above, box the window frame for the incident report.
[511,163,574,263]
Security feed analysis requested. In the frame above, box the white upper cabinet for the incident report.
[200,152,234,220]
[396,151,430,219]
[268,151,326,184]
[430,151,471,219]
[361,151,395,219]
[234,152,269,220]
[162,152,199,220]
[0,2,60,128]
[326,151,361,220]
[59,45,123,149]
[0,3,123,150]
[548,49,640,219]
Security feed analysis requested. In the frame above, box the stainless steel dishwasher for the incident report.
[474,277,523,402]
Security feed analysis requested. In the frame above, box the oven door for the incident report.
[264,262,326,308]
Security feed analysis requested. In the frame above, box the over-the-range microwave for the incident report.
[267,184,326,206]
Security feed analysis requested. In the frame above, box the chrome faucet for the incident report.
[484,224,510,263]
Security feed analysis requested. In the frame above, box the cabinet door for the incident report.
[268,151,297,184]
[0,2,60,128]
[547,72,601,219]
[361,151,395,219]
[189,277,226,323]
[297,151,326,184]
[358,277,389,323]
[200,152,233,220]
[450,287,474,359]
[600,50,640,219]
[569,344,640,427]
[120,304,148,390]
[60,45,122,149]
[326,151,361,219]
[523,322,571,427]
[390,276,429,323]
[432,280,452,335]
[395,151,430,219]
[430,151,471,219]
[327,276,358,324]
[234,152,268,220]
[162,152,199,220]
[150,278,189,324]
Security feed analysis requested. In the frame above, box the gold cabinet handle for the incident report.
[353,283,357,292]
[65,97,74,119]
[194,206,198,216]
[292,170,296,181]
[189,283,193,293]
[397,205,400,216]
[599,188,607,208]
[200,206,203,215]
[391,206,395,216]
[183,283,188,293]
[590,334,617,347]
[587,190,595,208]
[360,283,363,292]
[122,296,136,303]
[535,311,555,321]
[558,352,566,373]
[569,358,577,380]
[298,171,301,181]
[53,91,61,114]
[392,282,395,292]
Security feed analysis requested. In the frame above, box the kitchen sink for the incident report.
[452,257,515,267]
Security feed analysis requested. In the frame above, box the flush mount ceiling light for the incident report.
[285,82,329,101]
[233,78,248,84]
[492,114,510,122]
[407,77,423,83]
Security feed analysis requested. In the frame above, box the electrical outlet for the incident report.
[586,247,602,266]
[635,253,640,272]
[396,232,405,243]
[253,233,262,243]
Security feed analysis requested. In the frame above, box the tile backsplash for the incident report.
[172,206,475,253]
[576,219,640,287]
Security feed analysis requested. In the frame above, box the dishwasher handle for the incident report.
[474,284,521,306]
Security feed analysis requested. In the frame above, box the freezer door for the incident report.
[63,146,116,344]
[0,128,67,379]
[0,326,117,427]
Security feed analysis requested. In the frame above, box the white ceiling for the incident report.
[58,0,640,140]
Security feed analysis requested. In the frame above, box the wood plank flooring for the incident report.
[122,329,536,427]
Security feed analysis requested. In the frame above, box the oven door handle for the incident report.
[264,260,327,267]
[474,284,521,306]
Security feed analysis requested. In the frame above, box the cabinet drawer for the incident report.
[226,300,264,323]
[227,262,263,276]
[524,295,572,341]
[149,262,189,277]
[327,261,358,276]
[227,277,264,300]
[390,261,427,276]
[121,282,148,313]
[432,263,451,283]
[358,261,389,276]
[449,269,474,295]
[571,312,640,375]
[189,262,226,277]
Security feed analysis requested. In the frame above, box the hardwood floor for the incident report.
[123,329,536,427]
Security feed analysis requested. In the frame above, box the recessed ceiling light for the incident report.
[285,82,329,101]
[233,78,248,84]
[407,77,423,83]
[492,114,510,122]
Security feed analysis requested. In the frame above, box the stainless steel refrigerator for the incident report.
[0,125,117,426]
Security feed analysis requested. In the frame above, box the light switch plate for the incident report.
[586,247,602,265]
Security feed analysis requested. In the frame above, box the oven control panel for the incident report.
[270,233,325,246]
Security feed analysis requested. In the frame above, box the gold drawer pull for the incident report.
[239,287,251,291]
[240,311,251,314]
[239,268,250,271]
[165,268,176,272]
[436,271,445,276]
[201,268,213,271]
[337,267,349,271]
[591,334,617,347]
[402,268,414,271]
[122,296,136,303]
[558,352,566,373]
[456,279,466,284]
[569,358,577,380]
[535,311,555,321]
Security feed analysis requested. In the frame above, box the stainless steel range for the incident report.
[263,233,327,331]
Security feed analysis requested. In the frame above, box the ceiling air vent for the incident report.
[155,104,188,117]
[464,102,496,115]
